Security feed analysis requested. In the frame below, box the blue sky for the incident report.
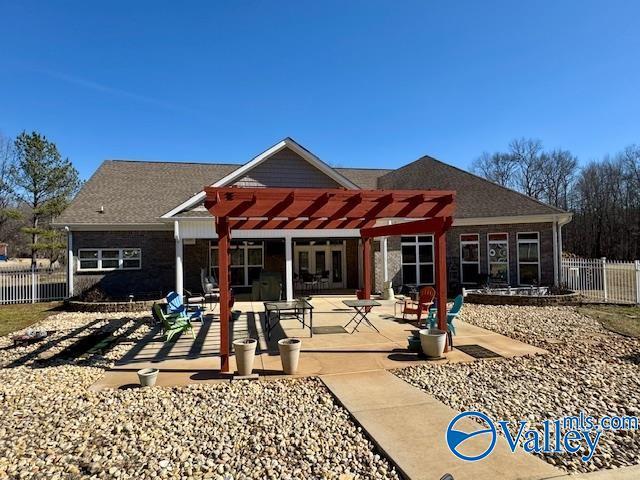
[1,1,639,180]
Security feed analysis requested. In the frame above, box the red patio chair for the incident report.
[402,286,435,324]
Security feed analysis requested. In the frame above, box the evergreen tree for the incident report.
[10,131,81,266]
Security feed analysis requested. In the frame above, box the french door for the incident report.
[293,241,346,289]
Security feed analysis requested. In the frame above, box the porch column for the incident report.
[381,236,389,283]
[66,227,73,298]
[285,235,293,301]
[434,228,449,351]
[558,223,564,285]
[552,221,559,286]
[362,237,372,299]
[216,217,231,373]
[357,239,363,288]
[174,221,184,299]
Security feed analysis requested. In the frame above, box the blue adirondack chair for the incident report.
[427,294,464,347]
[165,291,204,322]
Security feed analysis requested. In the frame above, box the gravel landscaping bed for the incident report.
[395,304,640,474]
[0,312,399,479]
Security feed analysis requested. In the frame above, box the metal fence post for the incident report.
[601,257,608,302]
[635,260,640,305]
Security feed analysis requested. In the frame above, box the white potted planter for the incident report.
[233,338,257,376]
[137,368,159,387]
[382,281,394,300]
[419,328,447,358]
[278,338,301,374]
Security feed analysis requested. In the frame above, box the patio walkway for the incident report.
[321,370,563,480]
[91,296,546,390]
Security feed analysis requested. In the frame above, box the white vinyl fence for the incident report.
[561,257,640,304]
[0,266,67,304]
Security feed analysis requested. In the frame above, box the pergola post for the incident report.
[434,228,449,351]
[216,217,231,372]
[362,237,372,299]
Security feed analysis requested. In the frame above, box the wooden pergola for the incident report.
[204,186,456,372]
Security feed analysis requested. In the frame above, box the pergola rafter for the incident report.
[204,186,456,373]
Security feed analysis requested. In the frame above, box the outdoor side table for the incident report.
[343,299,382,334]
[394,295,409,317]
[263,299,314,340]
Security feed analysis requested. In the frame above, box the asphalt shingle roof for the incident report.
[377,156,565,218]
[54,160,237,225]
[55,155,564,226]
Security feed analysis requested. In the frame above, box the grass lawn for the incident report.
[578,304,640,338]
[0,302,63,337]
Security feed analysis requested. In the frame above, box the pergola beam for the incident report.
[360,217,451,239]
[228,217,376,231]
[205,187,455,220]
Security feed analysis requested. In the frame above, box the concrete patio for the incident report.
[90,296,546,390]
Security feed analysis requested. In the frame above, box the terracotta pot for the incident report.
[419,328,447,358]
[233,338,257,376]
[278,338,302,374]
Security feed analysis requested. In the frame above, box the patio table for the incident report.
[264,299,314,340]
[343,299,381,334]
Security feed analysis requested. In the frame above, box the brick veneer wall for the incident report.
[72,230,174,297]
[73,222,555,298]
[375,222,556,292]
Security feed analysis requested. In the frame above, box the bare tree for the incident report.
[509,138,545,199]
[540,149,578,210]
[0,133,17,235]
[472,138,640,259]
[471,151,517,187]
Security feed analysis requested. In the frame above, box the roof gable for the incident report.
[162,138,358,219]
[213,138,358,189]
[378,156,566,218]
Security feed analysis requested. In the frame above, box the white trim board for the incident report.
[61,223,172,231]
[452,213,572,226]
[160,138,359,219]
[63,213,573,233]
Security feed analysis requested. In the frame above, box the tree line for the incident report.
[0,131,81,266]
[472,138,640,260]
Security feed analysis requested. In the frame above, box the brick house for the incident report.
[54,138,572,299]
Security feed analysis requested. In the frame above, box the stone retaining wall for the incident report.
[465,292,581,306]
[64,298,160,313]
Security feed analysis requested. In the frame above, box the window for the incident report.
[517,232,540,285]
[77,248,141,271]
[460,234,480,284]
[488,233,509,284]
[210,241,264,287]
[401,236,434,285]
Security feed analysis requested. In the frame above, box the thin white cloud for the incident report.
[33,67,194,114]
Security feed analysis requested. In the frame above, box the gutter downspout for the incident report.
[65,226,73,298]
